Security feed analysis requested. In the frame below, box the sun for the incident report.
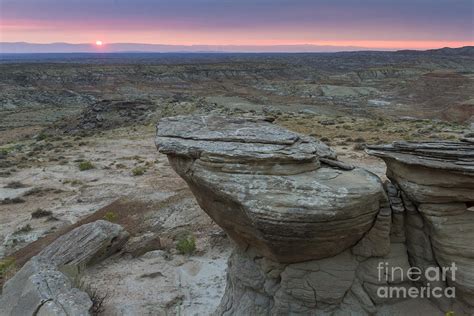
[95,40,103,46]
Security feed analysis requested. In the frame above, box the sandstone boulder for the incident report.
[0,220,129,316]
[156,115,387,262]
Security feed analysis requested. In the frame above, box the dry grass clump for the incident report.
[131,166,146,176]
[78,161,95,171]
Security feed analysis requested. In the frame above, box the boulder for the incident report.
[38,219,129,267]
[0,220,129,316]
[156,115,387,263]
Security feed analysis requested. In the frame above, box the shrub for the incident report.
[76,280,108,316]
[14,224,32,234]
[64,179,84,186]
[4,181,27,189]
[0,257,16,279]
[131,166,146,176]
[1,197,26,205]
[176,234,196,255]
[36,132,48,141]
[31,208,53,219]
[353,143,366,151]
[103,211,118,222]
[78,161,94,171]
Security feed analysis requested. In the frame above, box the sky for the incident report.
[1,0,473,51]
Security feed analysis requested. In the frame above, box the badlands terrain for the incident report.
[0,47,473,315]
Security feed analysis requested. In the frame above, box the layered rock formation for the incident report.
[156,115,386,263]
[157,116,474,315]
[368,141,474,314]
[0,220,129,316]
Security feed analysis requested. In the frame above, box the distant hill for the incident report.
[396,46,474,56]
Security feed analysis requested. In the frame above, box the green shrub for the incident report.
[176,234,196,255]
[0,146,14,156]
[103,211,118,222]
[78,161,94,171]
[36,132,48,141]
[0,257,16,278]
[131,166,146,176]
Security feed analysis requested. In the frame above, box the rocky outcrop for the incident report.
[56,99,159,134]
[368,141,474,313]
[157,116,472,314]
[156,115,386,263]
[0,220,129,316]
[367,141,473,203]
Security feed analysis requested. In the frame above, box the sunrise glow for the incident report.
[1,0,472,52]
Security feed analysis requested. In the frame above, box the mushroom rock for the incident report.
[155,116,406,314]
[368,141,474,312]
[156,115,387,263]
[367,141,474,203]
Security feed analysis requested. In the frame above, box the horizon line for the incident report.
[1,42,472,54]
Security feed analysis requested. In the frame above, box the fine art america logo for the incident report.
[377,262,457,299]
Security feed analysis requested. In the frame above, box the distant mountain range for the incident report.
[1,42,473,55]
[1,42,380,54]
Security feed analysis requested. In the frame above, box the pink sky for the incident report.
[1,0,472,51]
